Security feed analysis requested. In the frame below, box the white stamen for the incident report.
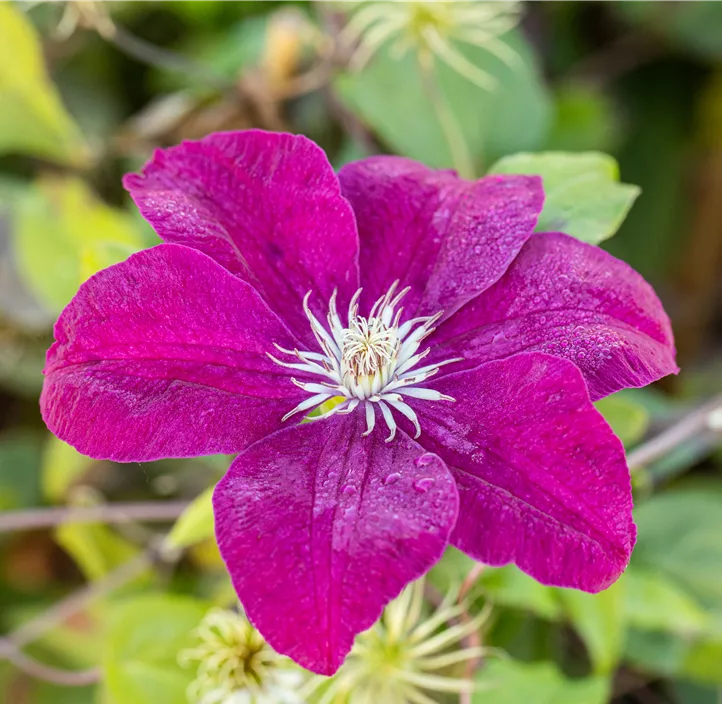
[363,401,376,436]
[282,392,333,422]
[377,400,397,443]
[270,283,459,438]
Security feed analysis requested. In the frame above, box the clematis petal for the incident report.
[339,155,543,319]
[213,413,458,675]
[41,244,307,462]
[429,232,678,400]
[413,353,635,593]
[123,130,360,344]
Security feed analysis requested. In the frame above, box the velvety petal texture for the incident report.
[42,244,306,461]
[213,414,459,675]
[123,130,360,345]
[413,353,635,593]
[430,232,678,400]
[339,156,544,319]
[39,130,678,677]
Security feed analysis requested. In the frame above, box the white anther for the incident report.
[270,285,459,437]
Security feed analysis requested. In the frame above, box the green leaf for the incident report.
[0,4,88,165]
[625,619,722,685]
[166,487,215,549]
[103,595,208,704]
[34,682,97,704]
[480,566,562,621]
[616,2,722,60]
[474,659,610,704]
[633,489,722,609]
[673,681,720,704]
[545,84,620,153]
[594,392,649,447]
[488,151,640,244]
[683,630,722,685]
[556,578,626,674]
[624,628,690,676]
[55,522,146,582]
[12,176,144,313]
[603,68,691,280]
[0,431,43,510]
[41,436,97,503]
[336,30,551,171]
[625,567,707,636]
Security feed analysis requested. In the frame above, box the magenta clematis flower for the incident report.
[40,131,677,675]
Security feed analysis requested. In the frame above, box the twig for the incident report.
[105,25,230,90]
[626,392,722,471]
[0,500,190,533]
[3,650,99,688]
[2,551,153,650]
[459,563,485,602]
[564,30,665,89]
[0,543,174,686]
[458,564,487,704]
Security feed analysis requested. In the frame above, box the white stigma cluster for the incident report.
[269,282,459,442]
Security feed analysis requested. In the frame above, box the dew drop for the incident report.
[414,477,435,493]
[415,454,435,467]
[384,472,402,486]
[342,484,356,496]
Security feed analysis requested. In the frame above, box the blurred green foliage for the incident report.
[0,2,721,703]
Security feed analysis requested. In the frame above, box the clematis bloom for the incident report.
[40,130,677,675]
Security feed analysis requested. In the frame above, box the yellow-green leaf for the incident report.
[55,522,146,582]
[475,659,610,704]
[41,435,97,502]
[489,151,640,244]
[166,487,215,549]
[556,578,627,675]
[104,595,209,704]
[13,176,144,312]
[0,4,88,165]
[625,567,707,636]
[595,392,650,447]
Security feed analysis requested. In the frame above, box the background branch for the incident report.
[627,392,722,471]
[0,544,173,686]
[0,500,190,533]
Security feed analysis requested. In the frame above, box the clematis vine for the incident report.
[40,130,677,675]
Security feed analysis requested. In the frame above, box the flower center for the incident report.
[179,608,299,702]
[269,282,460,442]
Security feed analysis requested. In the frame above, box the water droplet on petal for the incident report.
[384,472,402,486]
[415,454,435,467]
[342,484,356,496]
[414,477,435,493]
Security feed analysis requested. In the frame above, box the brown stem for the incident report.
[458,564,487,704]
[91,14,229,90]
[2,650,99,688]
[5,552,153,649]
[626,393,722,472]
[0,500,190,533]
[564,31,665,89]
[459,563,485,602]
[0,549,165,686]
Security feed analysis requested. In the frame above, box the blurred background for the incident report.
[0,2,721,703]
